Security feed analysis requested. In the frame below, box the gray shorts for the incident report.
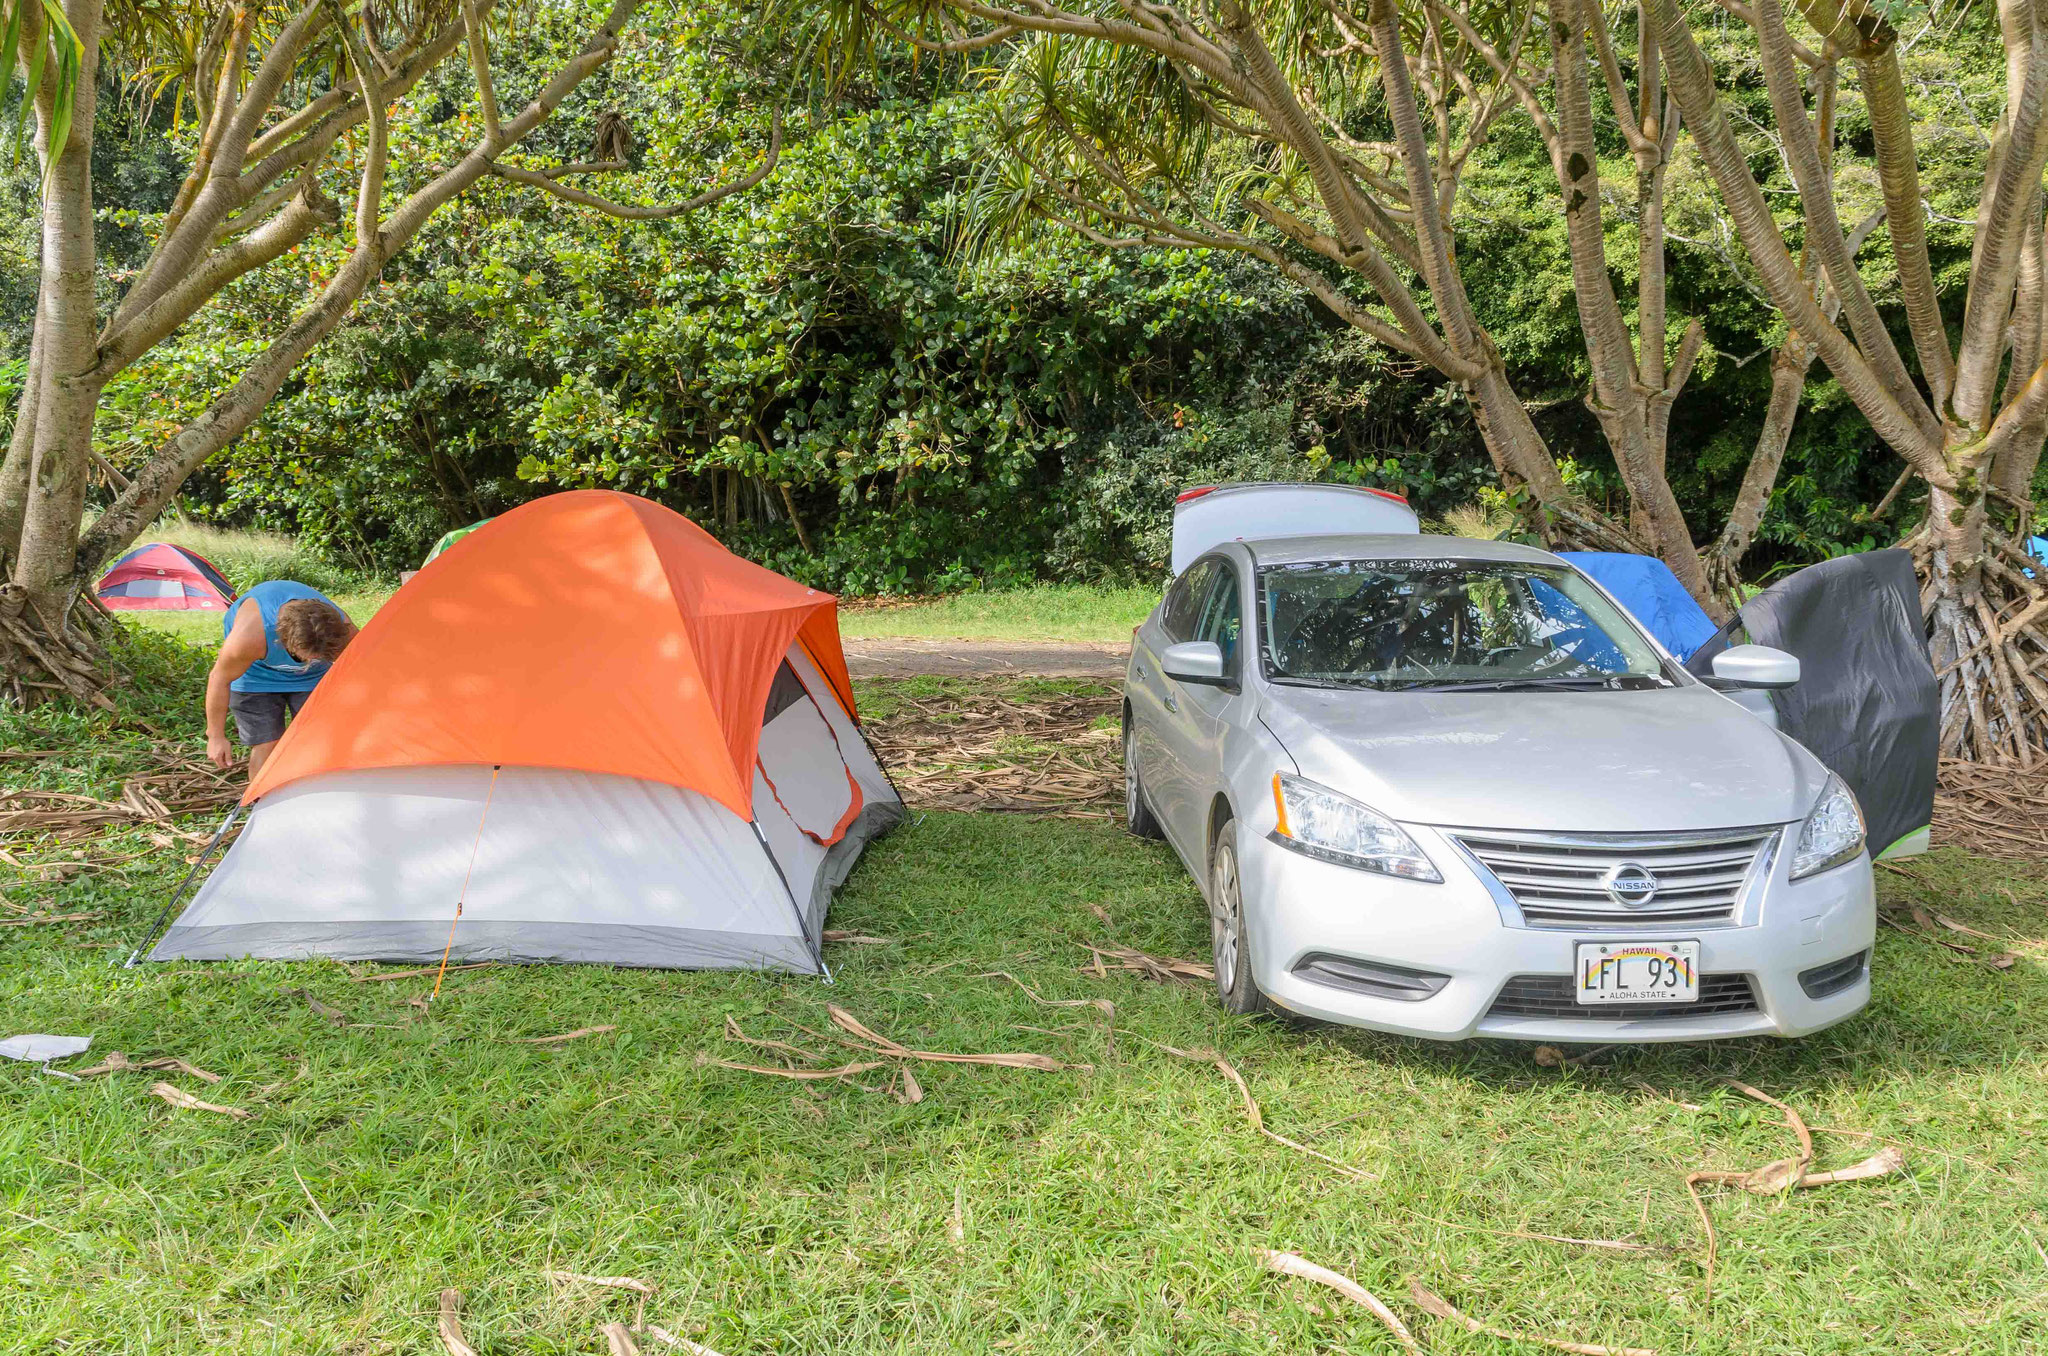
[229,689,311,746]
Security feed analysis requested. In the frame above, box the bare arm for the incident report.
[205,604,268,767]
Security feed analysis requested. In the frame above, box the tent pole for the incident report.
[121,804,242,969]
[750,820,831,983]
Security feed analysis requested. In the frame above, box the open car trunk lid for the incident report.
[1170,483,1418,574]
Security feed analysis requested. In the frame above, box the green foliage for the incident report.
[31,0,2020,594]
[142,26,1494,592]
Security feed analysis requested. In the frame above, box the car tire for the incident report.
[1123,721,1165,840]
[1208,818,1269,1015]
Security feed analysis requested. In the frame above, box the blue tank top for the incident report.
[225,581,341,693]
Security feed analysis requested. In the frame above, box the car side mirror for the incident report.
[1162,640,1234,689]
[1710,644,1800,691]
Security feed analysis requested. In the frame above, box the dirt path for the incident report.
[842,638,1128,680]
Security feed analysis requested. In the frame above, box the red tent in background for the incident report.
[95,543,237,611]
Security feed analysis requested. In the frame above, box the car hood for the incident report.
[1258,682,1830,832]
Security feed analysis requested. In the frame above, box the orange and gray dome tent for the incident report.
[145,490,902,973]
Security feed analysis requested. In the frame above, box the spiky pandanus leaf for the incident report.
[2,0,85,167]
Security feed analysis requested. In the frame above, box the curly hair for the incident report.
[274,599,354,662]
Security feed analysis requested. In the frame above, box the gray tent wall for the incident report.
[148,641,903,971]
[1693,549,1937,859]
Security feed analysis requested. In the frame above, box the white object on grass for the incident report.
[1,1033,93,1077]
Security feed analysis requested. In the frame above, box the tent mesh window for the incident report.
[762,661,810,724]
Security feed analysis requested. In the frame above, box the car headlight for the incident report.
[1790,773,1865,879]
[1270,773,1441,882]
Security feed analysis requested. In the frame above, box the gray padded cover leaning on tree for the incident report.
[1732,549,1938,858]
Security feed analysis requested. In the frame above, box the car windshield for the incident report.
[1258,557,1668,688]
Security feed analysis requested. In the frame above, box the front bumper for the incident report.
[1242,823,1876,1043]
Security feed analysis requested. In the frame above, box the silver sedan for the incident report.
[1121,533,1875,1042]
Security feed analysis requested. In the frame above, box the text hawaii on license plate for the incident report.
[1574,940,1700,1004]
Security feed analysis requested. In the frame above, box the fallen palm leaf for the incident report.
[547,1271,654,1329]
[1797,1145,1907,1186]
[642,1327,727,1356]
[293,1164,337,1231]
[603,1323,642,1356]
[256,1061,309,1097]
[979,970,1115,1017]
[439,1289,478,1356]
[512,1025,618,1045]
[284,987,350,1027]
[545,1270,655,1292]
[1257,1249,1420,1354]
[1533,1044,1615,1068]
[1409,1212,1667,1253]
[1408,1278,1656,1356]
[894,1065,924,1104]
[1914,906,2003,942]
[1882,910,2021,968]
[1685,1082,1912,1309]
[1931,760,2048,861]
[722,1014,822,1063]
[348,961,495,983]
[0,910,104,927]
[821,930,896,944]
[148,1080,250,1119]
[697,1053,888,1081]
[1158,1044,1375,1181]
[1077,942,1212,984]
[826,1004,1070,1071]
[72,1051,223,1083]
[948,1181,966,1247]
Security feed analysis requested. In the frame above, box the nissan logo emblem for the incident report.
[1603,862,1660,906]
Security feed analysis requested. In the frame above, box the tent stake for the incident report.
[121,804,242,969]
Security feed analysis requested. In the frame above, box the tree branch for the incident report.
[1648,0,1949,478]
[330,2,389,250]
[93,184,340,379]
[464,0,503,147]
[491,108,782,219]
[1952,0,2048,426]
[1753,0,1937,441]
[1858,45,1955,413]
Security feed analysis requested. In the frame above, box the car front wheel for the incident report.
[1209,819,1268,1015]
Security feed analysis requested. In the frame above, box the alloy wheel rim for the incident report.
[1212,845,1240,993]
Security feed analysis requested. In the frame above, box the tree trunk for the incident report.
[1709,332,1814,590]
[1,0,108,704]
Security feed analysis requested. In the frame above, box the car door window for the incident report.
[1161,561,1217,642]
[1194,566,1243,678]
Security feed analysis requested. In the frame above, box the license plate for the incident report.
[1574,940,1699,1005]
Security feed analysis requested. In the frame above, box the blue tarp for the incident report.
[1557,551,1719,661]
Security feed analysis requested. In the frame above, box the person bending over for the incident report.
[205,581,357,779]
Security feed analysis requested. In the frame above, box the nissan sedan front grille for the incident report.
[1487,973,1761,1021]
[1454,827,1776,928]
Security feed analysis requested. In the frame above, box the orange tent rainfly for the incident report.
[148,491,903,974]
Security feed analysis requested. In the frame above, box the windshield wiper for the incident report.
[1393,673,1670,693]
[1268,674,1406,691]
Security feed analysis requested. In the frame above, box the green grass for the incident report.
[124,571,1150,650]
[836,584,1155,643]
[4,633,2047,1352]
